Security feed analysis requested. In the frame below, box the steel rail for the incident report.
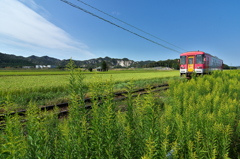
[58,85,169,117]
[0,83,169,120]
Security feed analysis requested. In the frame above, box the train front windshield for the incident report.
[196,55,204,64]
[180,56,186,64]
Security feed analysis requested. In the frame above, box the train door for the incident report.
[188,56,194,72]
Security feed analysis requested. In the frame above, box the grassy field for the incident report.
[0,68,176,76]
[0,69,179,109]
[1,70,239,158]
[0,70,178,89]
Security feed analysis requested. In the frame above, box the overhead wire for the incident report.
[60,0,182,53]
[76,0,187,52]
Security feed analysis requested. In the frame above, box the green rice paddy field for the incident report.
[0,69,179,108]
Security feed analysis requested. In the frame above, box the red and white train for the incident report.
[180,51,223,77]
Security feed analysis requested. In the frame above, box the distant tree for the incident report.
[144,59,179,69]
[223,64,230,69]
[101,61,108,71]
[57,65,65,69]
[88,67,93,72]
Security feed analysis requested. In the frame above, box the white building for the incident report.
[35,65,56,69]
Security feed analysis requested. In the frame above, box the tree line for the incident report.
[144,59,180,70]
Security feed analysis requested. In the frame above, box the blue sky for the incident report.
[0,0,240,66]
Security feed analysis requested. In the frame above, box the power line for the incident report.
[76,0,187,52]
[60,0,182,53]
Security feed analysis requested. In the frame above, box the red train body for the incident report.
[180,51,223,77]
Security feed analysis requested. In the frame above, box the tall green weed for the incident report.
[1,67,239,158]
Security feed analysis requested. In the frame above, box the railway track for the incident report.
[0,83,169,120]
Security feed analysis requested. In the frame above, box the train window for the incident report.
[188,58,193,64]
[196,55,204,64]
[180,56,186,64]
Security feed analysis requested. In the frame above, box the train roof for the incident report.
[180,51,205,56]
[180,51,223,61]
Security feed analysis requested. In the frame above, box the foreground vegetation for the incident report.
[0,69,178,109]
[1,66,240,158]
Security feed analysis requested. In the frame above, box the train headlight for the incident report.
[180,66,185,69]
[197,66,202,69]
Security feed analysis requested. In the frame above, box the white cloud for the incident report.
[0,0,95,59]
[19,0,51,19]
[19,0,41,10]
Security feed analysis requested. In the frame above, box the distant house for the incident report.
[22,66,34,69]
[36,65,44,69]
[96,66,103,72]
[47,65,57,68]
[36,65,56,69]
